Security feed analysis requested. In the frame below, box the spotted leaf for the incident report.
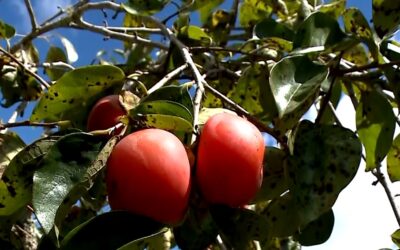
[289,120,362,224]
[31,65,125,129]
[372,0,400,38]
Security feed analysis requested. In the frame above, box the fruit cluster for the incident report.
[87,95,265,224]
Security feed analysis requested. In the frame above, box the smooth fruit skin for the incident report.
[196,113,264,207]
[106,129,191,224]
[87,95,125,132]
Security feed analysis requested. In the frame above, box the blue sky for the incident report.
[0,1,399,249]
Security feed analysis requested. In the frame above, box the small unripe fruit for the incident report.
[196,113,264,207]
[87,95,125,132]
[106,129,191,224]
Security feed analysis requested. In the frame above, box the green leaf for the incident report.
[31,65,125,128]
[174,207,219,250]
[0,132,26,175]
[387,134,400,182]
[179,26,212,44]
[0,19,15,39]
[32,133,103,233]
[211,205,269,248]
[122,0,170,16]
[60,211,164,250]
[296,209,335,246]
[372,0,400,38]
[253,147,288,202]
[391,229,400,247]
[228,63,278,121]
[343,8,379,60]
[0,137,58,216]
[141,85,194,116]
[131,100,193,124]
[135,114,193,133]
[239,0,272,27]
[255,18,294,41]
[317,0,346,19]
[290,120,362,224]
[269,55,328,131]
[293,12,347,50]
[262,192,300,238]
[356,90,396,170]
[343,8,373,41]
[45,46,69,81]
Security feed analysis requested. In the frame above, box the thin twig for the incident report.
[148,64,189,94]
[10,1,167,53]
[0,47,50,89]
[40,61,75,70]
[72,18,168,50]
[373,166,400,226]
[24,0,38,30]
[338,60,400,74]
[0,120,67,131]
[106,26,162,34]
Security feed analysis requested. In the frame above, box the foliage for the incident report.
[0,0,400,249]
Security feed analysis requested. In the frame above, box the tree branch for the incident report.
[72,18,168,50]
[373,166,400,227]
[24,0,38,31]
[148,64,189,94]
[0,120,68,131]
[0,47,50,89]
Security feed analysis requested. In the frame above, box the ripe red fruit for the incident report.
[87,95,125,132]
[196,113,264,207]
[106,129,191,224]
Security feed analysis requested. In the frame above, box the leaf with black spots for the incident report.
[130,100,193,124]
[356,90,396,170]
[372,0,400,38]
[318,0,346,19]
[0,132,25,176]
[0,137,58,216]
[253,147,288,202]
[32,133,103,233]
[343,8,379,60]
[290,120,362,224]
[295,209,335,246]
[31,65,125,129]
[228,63,278,122]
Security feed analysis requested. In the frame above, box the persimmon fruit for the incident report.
[196,113,264,207]
[87,94,125,132]
[106,128,191,224]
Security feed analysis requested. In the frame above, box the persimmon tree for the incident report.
[1,0,400,249]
